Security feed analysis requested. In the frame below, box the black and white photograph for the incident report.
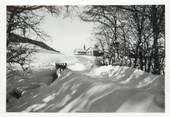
[5,4,165,113]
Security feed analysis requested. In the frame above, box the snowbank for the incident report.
[87,65,144,78]
[87,65,159,85]
[7,54,164,112]
[67,55,95,71]
[68,63,87,71]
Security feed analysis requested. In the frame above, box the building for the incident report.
[86,47,103,56]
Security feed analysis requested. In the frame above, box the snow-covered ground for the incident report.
[7,51,165,112]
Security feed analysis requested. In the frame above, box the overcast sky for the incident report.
[40,12,95,55]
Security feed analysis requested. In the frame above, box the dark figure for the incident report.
[52,62,67,83]
[10,88,23,99]
[55,62,67,72]
[61,63,67,71]
[7,88,23,103]
[65,63,67,69]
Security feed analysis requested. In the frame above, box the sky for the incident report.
[40,12,96,55]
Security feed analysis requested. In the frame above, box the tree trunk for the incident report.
[151,6,161,74]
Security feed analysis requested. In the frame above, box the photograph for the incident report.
[6,5,165,112]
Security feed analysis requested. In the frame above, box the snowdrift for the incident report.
[7,55,164,112]
[86,65,163,88]
[68,55,95,71]
[85,65,164,112]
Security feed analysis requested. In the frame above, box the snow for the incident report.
[68,63,87,71]
[42,93,56,103]
[116,92,154,112]
[30,51,95,72]
[30,51,68,70]
[67,55,95,71]
[87,65,144,79]
[18,79,24,82]
[23,103,47,112]
[7,53,164,112]
[87,83,113,96]
[86,65,162,89]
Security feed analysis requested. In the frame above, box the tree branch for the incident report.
[9,33,60,53]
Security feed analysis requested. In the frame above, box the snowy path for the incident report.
[7,55,164,112]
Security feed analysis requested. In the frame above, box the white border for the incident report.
[0,0,7,115]
[5,0,166,5]
[0,0,169,117]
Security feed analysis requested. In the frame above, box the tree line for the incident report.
[80,5,165,75]
[7,5,165,75]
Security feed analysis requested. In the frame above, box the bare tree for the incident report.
[80,5,165,75]
[7,6,63,71]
